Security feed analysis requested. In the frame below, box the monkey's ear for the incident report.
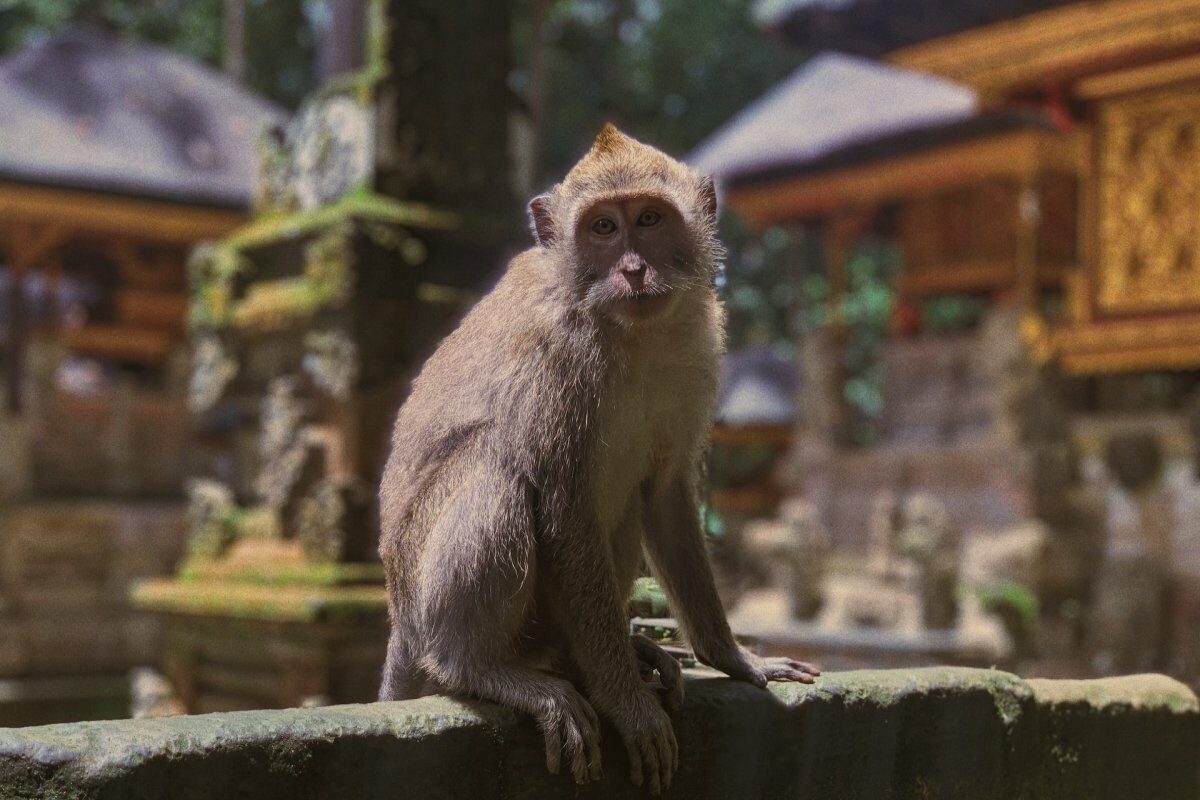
[528,194,556,247]
[699,177,718,224]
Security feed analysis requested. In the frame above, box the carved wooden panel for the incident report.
[1097,86,1200,314]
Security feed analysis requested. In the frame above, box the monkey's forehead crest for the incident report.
[591,122,632,155]
[554,124,701,216]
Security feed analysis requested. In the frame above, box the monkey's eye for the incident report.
[636,209,663,227]
[591,217,617,236]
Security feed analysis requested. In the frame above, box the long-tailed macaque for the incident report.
[378,124,818,792]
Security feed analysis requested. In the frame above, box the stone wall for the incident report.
[0,501,188,726]
[0,667,1195,799]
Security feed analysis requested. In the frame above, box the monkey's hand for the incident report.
[705,646,820,688]
[631,634,684,711]
[606,688,679,795]
[538,680,603,784]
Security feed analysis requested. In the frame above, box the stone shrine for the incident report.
[132,0,514,713]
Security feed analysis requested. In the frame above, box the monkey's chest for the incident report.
[591,374,699,535]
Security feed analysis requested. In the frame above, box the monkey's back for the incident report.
[378,250,607,600]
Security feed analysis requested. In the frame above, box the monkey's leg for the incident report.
[417,468,602,784]
[380,624,425,701]
[643,476,820,686]
[542,513,679,795]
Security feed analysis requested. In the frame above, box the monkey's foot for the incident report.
[631,634,684,711]
[607,689,679,795]
[537,683,603,784]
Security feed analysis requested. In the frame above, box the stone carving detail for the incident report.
[185,479,237,559]
[899,493,958,630]
[297,478,372,563]
[1098,87,1200,314]
[292,94,374,212]
[303,330,359,401]
[188,335,238,413]
[255,377,308,509]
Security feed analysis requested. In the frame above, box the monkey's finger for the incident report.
[764,665,816,684]
[625,739,644,787]
[642,738,662,795]
[565,727,589,785]
[657,658,684,711]
[543,721,562,775]
[569,698,603,782]
[659,678,684,713]
[658,727,677,790]
[774,657,820,676]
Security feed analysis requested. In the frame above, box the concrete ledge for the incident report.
[0,667,1195,799]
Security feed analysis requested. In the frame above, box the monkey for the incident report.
[377,123,819,793]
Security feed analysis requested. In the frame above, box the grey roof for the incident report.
[0,27,285,208]
[716,346,797,426]
[689,52,976,185]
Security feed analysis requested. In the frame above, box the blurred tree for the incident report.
[511,0,803,182]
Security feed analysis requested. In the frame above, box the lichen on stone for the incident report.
[302,329,359,400]
[188,335,238,413]
[185,479,238,559]
[188,243,250,331]
[254,376,308,509]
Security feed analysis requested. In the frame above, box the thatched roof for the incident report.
[690,53,977,185]
[0,26,284,208]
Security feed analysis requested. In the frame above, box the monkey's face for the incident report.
[574,194,695,323]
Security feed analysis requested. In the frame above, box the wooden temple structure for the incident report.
[0,27,281,495]
[696,0,1200,682]
[712,0,1200,378]
[0,27,279,725]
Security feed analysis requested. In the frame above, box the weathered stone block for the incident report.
[0,667,1194,800]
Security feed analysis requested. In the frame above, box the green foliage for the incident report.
[516,0,804,182]
[974,580,1040,653]
[629,576,670,617]
[922,294,989,333]
[792,235,900,445]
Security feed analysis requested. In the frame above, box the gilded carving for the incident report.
[1097,87,1200,314]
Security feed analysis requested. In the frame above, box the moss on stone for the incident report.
[223,189,459,256]
[176,558,384,588]
[1027,674,1199,714]
[129,578,386,623]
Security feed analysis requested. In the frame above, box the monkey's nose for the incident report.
[622,269,645,291]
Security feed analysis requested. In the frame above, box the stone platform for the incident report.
[0,667,1195,799]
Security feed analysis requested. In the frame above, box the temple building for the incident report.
[0,26,280,724]
[697,0,1200,685]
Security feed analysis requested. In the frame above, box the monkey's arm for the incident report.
[643,474,820,686]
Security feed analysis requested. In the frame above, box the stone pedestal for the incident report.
[133,567,386,712]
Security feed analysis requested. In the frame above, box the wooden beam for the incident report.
[1076,51,1200,98]
[0,182,245,244]
[725,129,1084,229]
[1053,314,1200,374]
[896,259,1070,298]
[890,0,1200,96]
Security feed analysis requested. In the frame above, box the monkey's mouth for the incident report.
[611,290,673,319]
